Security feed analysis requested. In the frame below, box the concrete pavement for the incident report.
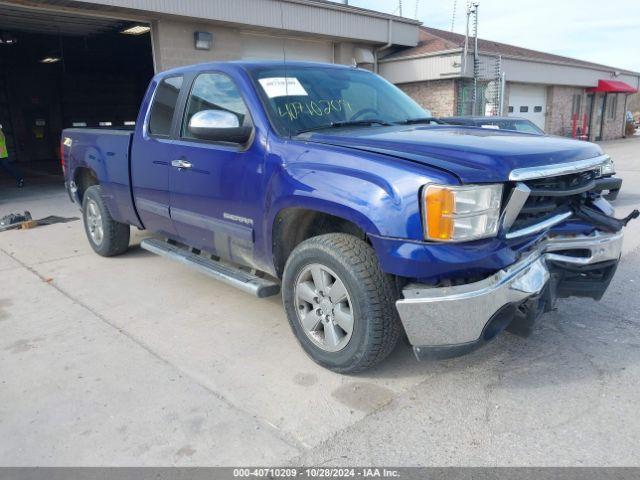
[1,137,639,466]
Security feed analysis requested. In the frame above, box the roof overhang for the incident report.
[11,0,420,46]
[586,80,638,94]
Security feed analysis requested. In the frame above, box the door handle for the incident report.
[171,159,192,169]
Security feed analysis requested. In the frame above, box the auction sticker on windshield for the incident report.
[258,77,308,98]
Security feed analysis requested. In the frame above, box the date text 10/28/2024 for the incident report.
[233,468,400,478]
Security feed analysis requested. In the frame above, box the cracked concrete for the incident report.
[1,137,639,466]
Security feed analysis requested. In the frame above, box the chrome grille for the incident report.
[509,168,601,232]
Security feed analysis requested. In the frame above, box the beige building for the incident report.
[381,27,640,141]
[0,0,419,166]
[1,0,637,172]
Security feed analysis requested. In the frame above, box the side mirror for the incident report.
[188,110,252,144]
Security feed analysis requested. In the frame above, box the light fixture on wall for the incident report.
[121,25,151,35]
[194,31,213,50]
[353,47,374,65]
[40,56,61,64]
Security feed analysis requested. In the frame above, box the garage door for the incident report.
[241,33,333,63]
[0,3,153,165]
[508,84,547,130]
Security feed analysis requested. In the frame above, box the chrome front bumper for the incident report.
[396,231,623,359]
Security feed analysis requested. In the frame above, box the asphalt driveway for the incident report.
[1,137,639,466]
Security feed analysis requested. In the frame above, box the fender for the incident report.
[260,141,459,273]
[266,141,457,234]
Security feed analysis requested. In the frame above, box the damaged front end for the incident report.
[396,156,638,360]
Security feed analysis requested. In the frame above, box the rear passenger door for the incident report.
[168,71,263,268]
[131,75,184,237]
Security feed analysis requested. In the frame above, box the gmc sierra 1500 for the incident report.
[62,61,637,373]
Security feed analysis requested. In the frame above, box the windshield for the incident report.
[246,65,429,136]
[512,120,544,135]
[478,119,544,135]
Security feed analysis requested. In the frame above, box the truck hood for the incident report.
[301,125,604,183]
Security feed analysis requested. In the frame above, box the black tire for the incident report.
[282,233,401,373]
[82,185,130,257]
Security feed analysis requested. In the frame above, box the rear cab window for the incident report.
[147,75,184,137]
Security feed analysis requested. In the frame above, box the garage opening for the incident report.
[0,4,154,180]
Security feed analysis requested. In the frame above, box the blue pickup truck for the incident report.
[61,61,636,373]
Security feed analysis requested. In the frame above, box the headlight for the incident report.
[600,158,615,176]
[422,184,503,242]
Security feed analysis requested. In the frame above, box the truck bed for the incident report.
[62,128,141,227]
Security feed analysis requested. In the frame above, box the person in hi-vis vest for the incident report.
[0,123,24,188]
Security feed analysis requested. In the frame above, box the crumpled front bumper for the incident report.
[395,231,623,360]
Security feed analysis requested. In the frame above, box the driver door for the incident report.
[168,71,263,268]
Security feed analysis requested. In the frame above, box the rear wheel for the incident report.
[282,233,400,373]
[82,185,130,257]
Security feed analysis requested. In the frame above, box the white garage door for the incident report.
[241,33,333,63]
[508,84,547,130]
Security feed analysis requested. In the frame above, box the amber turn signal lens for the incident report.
[425,186,455,240]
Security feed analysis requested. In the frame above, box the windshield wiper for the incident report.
[395,117,444,125]
[295,119,394,135]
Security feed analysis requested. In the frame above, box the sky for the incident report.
[348,0,640,72]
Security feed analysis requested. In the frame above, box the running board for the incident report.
[140,238,280,298]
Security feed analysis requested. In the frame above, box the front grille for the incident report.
[510,168,601,231]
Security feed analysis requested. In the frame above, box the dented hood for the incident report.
[301,125,604,183]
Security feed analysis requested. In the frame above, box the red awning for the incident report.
[586,79,638,94]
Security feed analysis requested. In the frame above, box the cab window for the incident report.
[181,72,251,140]
[148,76,184,137]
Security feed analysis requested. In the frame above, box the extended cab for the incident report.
[61,61,637,373]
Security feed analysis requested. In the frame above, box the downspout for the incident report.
[374,18,393,73]
[623,93,629,138]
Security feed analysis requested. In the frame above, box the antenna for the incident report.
[278,0,291,137]
[414,0,420,20]
[278,1,287,65]
[450,0,457,31]
[398,0,403,17]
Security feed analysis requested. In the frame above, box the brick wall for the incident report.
[151,19,348,72]
[398,80,457,117]
[152,20,243,72]
[601,93,625,141]
[545,86,585,137]
[542,87,625,141]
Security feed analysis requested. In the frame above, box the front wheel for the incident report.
[282,233,401,373]
[82,185,130,257]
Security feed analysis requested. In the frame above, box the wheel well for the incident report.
[74,167,99,202]
[272,208,367,278]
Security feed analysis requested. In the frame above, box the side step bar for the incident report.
[140,238,280,298]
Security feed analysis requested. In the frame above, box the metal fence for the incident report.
[456,55,505,116]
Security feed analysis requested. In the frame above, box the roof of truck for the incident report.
[158,60,352,77]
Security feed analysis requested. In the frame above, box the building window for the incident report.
[608,94,618,119]
[508,106,514,113]
[571,94,582,118]
[534,106,542,113]
[520,106,528,113]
